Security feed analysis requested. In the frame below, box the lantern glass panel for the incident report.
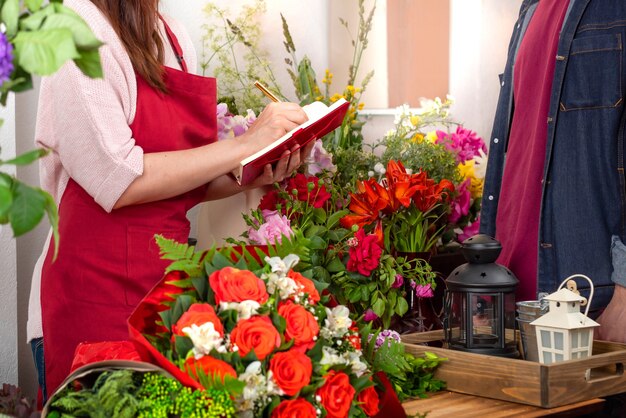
[580,329,590,347]
[504,293,516,332]
[470,293,499,346]
[543,351,552,364]
[555,353,564,362]
[448,291,467,344]
[554,332,564,350]
[572,333,579,349]
[541,330,551,348]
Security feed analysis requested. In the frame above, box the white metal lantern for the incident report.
[530,275,599,364]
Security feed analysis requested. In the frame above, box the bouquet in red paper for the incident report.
[127,237,412,418]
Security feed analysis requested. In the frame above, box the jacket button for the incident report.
[493,138,500,144]
[488,195,494,201]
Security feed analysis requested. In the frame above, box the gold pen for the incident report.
[254,80,282,103]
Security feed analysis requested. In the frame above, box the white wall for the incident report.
[0,94,18,387]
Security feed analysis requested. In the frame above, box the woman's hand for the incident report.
[239,102,308,155]
[596,284,626,343]
[248,139,317,187]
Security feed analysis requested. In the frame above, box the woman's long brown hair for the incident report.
[90,0,167,92]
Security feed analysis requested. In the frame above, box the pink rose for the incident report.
[248,210,294,245]
[414,283,434,298]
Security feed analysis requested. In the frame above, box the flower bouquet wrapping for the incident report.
[127,236,412,418]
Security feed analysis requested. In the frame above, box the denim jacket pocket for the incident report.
[560,33,623,111]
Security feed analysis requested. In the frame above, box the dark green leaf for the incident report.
[0,180,13,217]
[174,335,194,358]
[1,148,48,166]
[325,256,346,273]
[271,310,287,334]
[327,209,350,229]
[8,181,46,236]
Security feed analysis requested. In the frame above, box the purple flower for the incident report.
[363,309,379,322]
[306,140,336,175]
[372,329,401,349]
[247,210,293,245]
[216,103,256,140]
[0,32,14,86]
[414,283,434,298]
[391,274,404,289]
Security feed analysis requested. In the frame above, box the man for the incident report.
[481,0,626,344]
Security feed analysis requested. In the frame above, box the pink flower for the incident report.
[436,126,486,164]
[458,217,480,242]
[306,140,336,175]
[391,274,404,289]
[216,103,256,140]
[364,309,379,322]
[248,210,293,245]
[347,229,383,276]
[449,179,471,224]
[414,284,434,298]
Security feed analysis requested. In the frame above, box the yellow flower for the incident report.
[425,131,438,143]
[458,160,484,198]
[410,115,421,127]
[358,103,364,110]
[330,93,344,103]
[411,133,425,143]
[345,85,356,96]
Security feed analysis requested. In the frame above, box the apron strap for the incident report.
[159,15,188,73]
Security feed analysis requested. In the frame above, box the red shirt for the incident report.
[495,0,570,302]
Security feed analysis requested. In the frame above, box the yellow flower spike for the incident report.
[358,103,365,110]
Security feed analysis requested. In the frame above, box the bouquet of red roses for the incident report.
[128,237,408,418]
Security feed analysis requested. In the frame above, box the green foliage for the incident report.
[0,0,104,246]
[155,235,204,277]
[48,370,236,418]
[390,351,447,401]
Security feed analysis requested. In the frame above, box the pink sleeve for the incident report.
[37,41,143,212]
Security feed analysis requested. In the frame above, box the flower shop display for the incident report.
[0,383,39,418]
[124,236,444,417]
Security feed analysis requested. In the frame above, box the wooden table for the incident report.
[402,391,605,417]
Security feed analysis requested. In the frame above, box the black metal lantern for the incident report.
[443,234,519,358]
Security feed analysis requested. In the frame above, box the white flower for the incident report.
[264,272,299,300]
[473,149,488,179]
[320,346,345,367]
[182,323,224,358]
[323,306,352,338]
[367,170,375,178]
[345,351,368,376]
[265,254,300,275]
[219,300,260,320]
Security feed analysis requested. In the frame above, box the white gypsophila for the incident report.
[367,170,375,178]
[236,362,284,413]
[264,272,299,300]
[265,254,300,275]
[219,300,260,320]
[473,149,488,179]
[182,323,225,358]
[393,104,410,124]
[345,351,368,376]
[323,306,352,338]
[373,162,385,174]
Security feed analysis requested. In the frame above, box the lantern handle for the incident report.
[557,274,594,318]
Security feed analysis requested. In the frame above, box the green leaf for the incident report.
[19,6,54,31]
[0,179,13,218]
[73,48,104,79]
[43,192,59,260]
[13,28,80,76]
[396,296,409,316]
[2,148,48,166]
[327,209,350,229]
[325,256,346,273]
[270,310,287,334]
[41,10,104,50]
[25,0,44,12]
[174,335,194,358]
[8,181,47,236]
[308,235,326,250]
[372,298,385,317]
[1,0,19,37]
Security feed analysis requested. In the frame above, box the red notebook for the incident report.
[235,98,350,186]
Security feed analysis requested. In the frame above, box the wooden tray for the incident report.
[402,330,626,408]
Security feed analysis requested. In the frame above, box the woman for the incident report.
[27,0,312,399]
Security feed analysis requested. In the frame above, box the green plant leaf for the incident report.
[13,28,80,76]
[0,175,13,218]
[1,0,19,37]
[1,148,48,166]
[19,6,54,31]
[8,181,47,236]
[41,10,104,50]
[25,0,44,12]
[43,192,59,260]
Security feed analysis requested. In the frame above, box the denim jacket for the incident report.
[480,0,626,312]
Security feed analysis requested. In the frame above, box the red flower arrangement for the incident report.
[127,238,410,417]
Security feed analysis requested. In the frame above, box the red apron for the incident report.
[41,21,217,395]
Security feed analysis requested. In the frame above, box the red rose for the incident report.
[259,189,287,213]
[288,270,320,304]
[172,303,224,337]
[316,371,356,418]
[278,301,319,350]
[230,316,281,360]
[347,229,383,276]
[271,398,317,418]
[184,355,236,384]
[287,173,331,208]
[347,326,362,350]
[357,385,380,416]
[269,348,312,396]
[209,267,269,305]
